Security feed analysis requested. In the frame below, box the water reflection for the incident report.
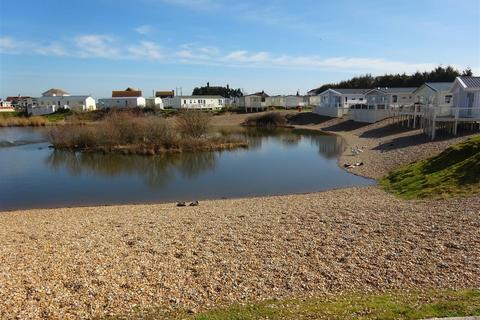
[46,151,217,187]
[45,128,346,187]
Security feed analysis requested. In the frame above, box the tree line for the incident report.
[192,82,243,98]
[311,66,473,94]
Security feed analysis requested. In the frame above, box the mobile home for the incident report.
[313,88,368,118]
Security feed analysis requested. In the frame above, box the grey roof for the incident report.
[424,82,453,92]
[329,88,370,95]
[459,76,480,89]
[176,95,224,99]
[368,87,417,94]
[42,88,69,96]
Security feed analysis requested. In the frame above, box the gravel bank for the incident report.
[287,112,480,179]
[1,112,479,319]
[1,187,479,319]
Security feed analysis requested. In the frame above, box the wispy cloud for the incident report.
[128,41,163,59]
[75,35,120,58]
[1,35,476,75]
[135,25,153,35]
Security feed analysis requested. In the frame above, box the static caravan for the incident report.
[284,95,307,109]
[239,93,268,112]
[163,96,224,110]
[265,95,285,108]
[348,87,416,123]
[313,88,368,118]
[0,100,14,112]
[98,97,146,109]
[34,96,96,113]
[450,76,480,118]
[145,97,164,109]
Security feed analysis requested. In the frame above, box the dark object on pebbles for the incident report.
[189,201,199,206]
[344,162,364,169]
[176,202,186,207]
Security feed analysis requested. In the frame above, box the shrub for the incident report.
[244,112,287,127]
[175,110,212,138]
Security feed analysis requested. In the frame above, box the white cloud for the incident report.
[34,42,67,56]
[1,34,476,76]
[128,41,163,59]
[135,25,153,35]
[75,35,120,58]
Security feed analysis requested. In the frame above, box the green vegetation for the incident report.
[192,83,243,98]
[103,289,480,320]
[244,112,288,127]
[48,111,247,155]
[312,65,473,94]
[381,135,480,199]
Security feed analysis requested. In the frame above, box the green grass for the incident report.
[41,108,73,122]
[380,135,480,199]
[103,289,480,320]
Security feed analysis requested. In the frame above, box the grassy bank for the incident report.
[0,113,48,127]
[105,289,480,320]
[380,135,480,199]
[48,111,248,155]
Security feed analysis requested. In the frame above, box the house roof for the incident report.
[42,88,69,96]
[458,76,480,89]
[176,95,224,99]
[155,90,175,98]
[367,87,417,95]
[328,88,370,95]
[423,82,453,92]
[112,88,142,97]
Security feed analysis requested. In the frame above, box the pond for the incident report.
[0,126,374,211]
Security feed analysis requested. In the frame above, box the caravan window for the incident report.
[392,95,398,103]
[445,95,452,104]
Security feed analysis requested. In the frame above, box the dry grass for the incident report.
[176,110,212,138]
[0,115,48,127]
[48,111,246,154]
[244,112,288,127]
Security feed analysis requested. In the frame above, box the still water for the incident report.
[0,127,374,210]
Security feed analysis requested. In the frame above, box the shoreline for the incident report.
[1,112,479,319]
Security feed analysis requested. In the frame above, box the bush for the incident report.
[175,110,212,138]
[244,112,287,127]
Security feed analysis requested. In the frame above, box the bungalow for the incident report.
[163,96,224,110]
[450,76,480,118]
[413,82,453,107]
[313,88,368,118]
[98,87,146,109]
[349,87,417,123]
[239,91,269,112]
[29,88,96,115]
[98,97,146,109]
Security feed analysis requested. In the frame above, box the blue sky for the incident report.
[0,0,479,98]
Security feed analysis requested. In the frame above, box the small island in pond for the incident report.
[47,110,248,155]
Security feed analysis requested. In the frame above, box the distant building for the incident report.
[239,91,269,112]
[98,97,146,109]
[98,87,146,109]
[145,97,164,109]
[155,90,175,99]
[163,96,224,110]
[6,96,35,111]
[413,82,453,107]
[348,87,417,123]
[112,87,142,98]
[28,88,96,115]
[313,88,368,118]
[0,99,14,112]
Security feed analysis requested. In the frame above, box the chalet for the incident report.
[313,88,368,118]
[239,91,269,112]
[348,87,417,123]
[163,96,224,110]
[450,76,480,118]
[413,82,453,107]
